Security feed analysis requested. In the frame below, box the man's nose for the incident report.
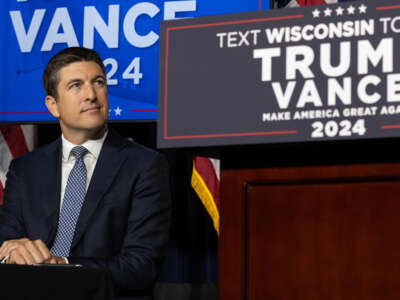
[84,83,97,101]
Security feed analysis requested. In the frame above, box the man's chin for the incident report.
[86,122,107,132]
[80,119,107,133]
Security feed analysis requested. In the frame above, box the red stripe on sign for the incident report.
[0,111,49,114]
[381,125,400,129]
[165,130,297,140]
[168,15,304,31]
[376,5,400,10]
[164,28,171,139]
[0,126,29,158]
[130,109,159,112]
[163,15,303,140]
[194,157,220,211]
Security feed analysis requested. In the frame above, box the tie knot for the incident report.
[71,146,88,160]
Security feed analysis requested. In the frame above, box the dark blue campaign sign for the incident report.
[158,0,400,148]
[0,0,268,123]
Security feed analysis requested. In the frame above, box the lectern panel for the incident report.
[220,164,400,300]
[246,181,400,300]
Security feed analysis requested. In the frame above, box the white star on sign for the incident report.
[114,107,122,116]
[358,4,367,13]
[336,6,344,16]
[312,8,320,18]
[347,5,355,14]
[324,8,332,16]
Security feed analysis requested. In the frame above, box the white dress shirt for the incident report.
[60,131,108,208]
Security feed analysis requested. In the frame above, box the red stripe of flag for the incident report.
[0,125,30,158]
[193,156,220,212]
[297,0,327,5]
[0,125,34,205]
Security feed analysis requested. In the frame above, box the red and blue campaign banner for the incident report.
[158,0,400,148]
[0,0,268,122]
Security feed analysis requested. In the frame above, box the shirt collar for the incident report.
[61,130,108,161]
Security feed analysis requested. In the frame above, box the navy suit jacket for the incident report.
[0,129,171,299]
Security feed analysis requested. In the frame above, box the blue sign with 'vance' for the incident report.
[0,0,268,122]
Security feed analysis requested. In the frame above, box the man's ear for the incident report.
[45,95,60,118]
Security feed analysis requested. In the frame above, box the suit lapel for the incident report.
[40,138,62,245]
[71,130,128,249]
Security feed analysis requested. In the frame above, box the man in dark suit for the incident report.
[0,47,171,299]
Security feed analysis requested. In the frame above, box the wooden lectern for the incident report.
[219,161,400,300]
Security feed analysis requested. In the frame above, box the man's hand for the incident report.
[45,256,68,265]
[0,238,52,265]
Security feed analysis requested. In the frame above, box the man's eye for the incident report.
[70,83,80,89]
[95,80,105,86]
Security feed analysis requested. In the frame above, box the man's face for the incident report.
[46,61,109,140]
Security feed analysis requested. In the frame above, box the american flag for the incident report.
[276,0,355,8]
[191,156,220,235]
[0,125,36,205]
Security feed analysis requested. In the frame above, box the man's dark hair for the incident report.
[43,47,106,99]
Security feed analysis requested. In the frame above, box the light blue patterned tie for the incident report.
[51,146,88,257]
